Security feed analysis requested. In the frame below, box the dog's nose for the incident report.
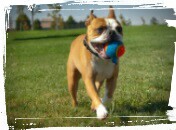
[109,31,117,39]
[110,31,120,42]
[109,30,113,36]
[109,31,116,36]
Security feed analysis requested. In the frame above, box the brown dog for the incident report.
[67,6,123,120]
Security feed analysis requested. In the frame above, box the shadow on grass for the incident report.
[14,33,82,41]
[117,100,169,114]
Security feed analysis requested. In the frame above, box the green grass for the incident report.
[5,25,176,129]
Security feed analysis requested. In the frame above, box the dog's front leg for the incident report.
[91,81,103,111]
[83,77,108,120]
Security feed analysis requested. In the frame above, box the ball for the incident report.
[104,41,125,64]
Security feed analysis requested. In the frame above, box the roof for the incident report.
[41,18,53,22]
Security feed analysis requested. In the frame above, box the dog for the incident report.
[67,6,123,120]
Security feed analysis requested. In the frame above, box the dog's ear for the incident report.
[85,10,96,26]
[107,6,116,19]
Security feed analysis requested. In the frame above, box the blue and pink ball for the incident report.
[104,41,125,64]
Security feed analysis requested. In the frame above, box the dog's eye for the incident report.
[97,27,106,34]
[116,26,122,33]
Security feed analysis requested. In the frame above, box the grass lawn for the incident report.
[5,25,176,129]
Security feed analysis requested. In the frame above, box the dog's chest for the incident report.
[91,58,115,81]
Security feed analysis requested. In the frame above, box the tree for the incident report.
[126,19,132,26]
[16,5,31,30]
[16,5,25,14]
[65,15,77,28]
[78,21,85,28]
[33,19,41,30]
[58,14,64,29]
[119,14,131,26]
[150,17,159,25]
[141,17,146,25]
[119,14,126,26]
[47,4,61,30]
[28,4,41,30]
[16,14,31,30]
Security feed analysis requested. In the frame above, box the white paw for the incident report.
[96,104,108,120]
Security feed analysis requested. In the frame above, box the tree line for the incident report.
[15,4,86,30]
[15,4,161,31]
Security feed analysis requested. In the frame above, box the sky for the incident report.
[9,1,176,28]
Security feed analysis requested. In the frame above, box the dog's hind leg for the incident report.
[67,62,81,107]
[102,77,116,105]
[102,66,119,105]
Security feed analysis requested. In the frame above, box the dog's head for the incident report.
[85,6,123,59]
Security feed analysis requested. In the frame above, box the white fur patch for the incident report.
[96,104,108,120]
[91,57,115,82]
[105,18,118,31]
[90,29,110,43]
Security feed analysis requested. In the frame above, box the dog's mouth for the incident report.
[91,43,110,59]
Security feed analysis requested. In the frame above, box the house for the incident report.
[41,18,53,29]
